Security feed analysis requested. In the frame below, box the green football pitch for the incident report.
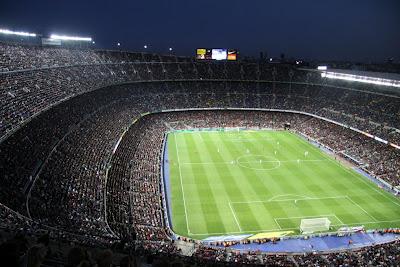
[166,130,400,239]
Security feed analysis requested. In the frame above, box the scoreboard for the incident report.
[196,48,238,61]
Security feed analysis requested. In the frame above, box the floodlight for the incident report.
[321,72,400,88]
[391,143,400,149]
[169,47,173,51]
[144,45,148,49]
[317,66,327,70]
[50,34,92,41]
[117,43,121,46]
[0,29,36,37]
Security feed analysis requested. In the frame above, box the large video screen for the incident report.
[212,49,227,60]
[196,48,237,60]
[227,49,237,60]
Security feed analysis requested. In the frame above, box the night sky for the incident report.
[1,0,399,61]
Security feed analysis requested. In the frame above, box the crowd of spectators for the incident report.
[0,230,137,267]
[0,228,398,266]
[1,107,400,265]
[297,117,400,187]
[1,42,400,145]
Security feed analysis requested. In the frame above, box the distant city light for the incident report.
[317,66,328,70]
[50,34,92,41]
[321,72,400,88]
[0,28,36,37]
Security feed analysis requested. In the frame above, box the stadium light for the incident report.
[321,71,400,88]
[50,34,92,42]
[117,42,121,46]
[144,45,148,49]
[169,47,173,51]
[317,66,328,70]
[92,41,95,44]
[0,28,36,37]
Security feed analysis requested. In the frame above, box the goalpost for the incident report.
[300,218,331,234]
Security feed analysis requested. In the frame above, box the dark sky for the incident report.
[1,0,399,61]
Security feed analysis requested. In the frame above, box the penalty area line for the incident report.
[228,202,242,232]
[346,196,379,222]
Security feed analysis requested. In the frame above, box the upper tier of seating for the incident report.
[1,42,400,145]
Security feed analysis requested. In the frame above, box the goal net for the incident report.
[300,218,331,234]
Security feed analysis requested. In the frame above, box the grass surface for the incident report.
[167,130,400,239]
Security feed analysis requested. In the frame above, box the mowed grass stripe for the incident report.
[228,133,284,198]
[193,132,247,233]
[224,134,288,231]
[168,134,190,236]
[184,133,228,235]
[286,133,398,224]
[208,132,265,232]
[225,132,294,230]
[276,135,356,225]
[173,133,210,235]
[178,133,221,234]
[290,132,400,204]
[289,132,400,222]
[263,132,334,223]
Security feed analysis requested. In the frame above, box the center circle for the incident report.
[236,154,281,171]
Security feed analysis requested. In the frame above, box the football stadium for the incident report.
[1,1,400,266]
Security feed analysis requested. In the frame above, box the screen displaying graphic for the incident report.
[196,48,212,60]
[227,49,237,60]
[211,49,227,60]
[196,48,206,59]
[196,48,237,60]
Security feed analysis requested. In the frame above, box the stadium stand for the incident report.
[1,42,400,266]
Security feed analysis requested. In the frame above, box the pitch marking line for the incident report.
[334,214,345,225]
[236,155,281,171]
[345,196,379,222]
[228,202,242,232]
[174,133,191,234]
[274,214,338,220]
[268,194,312,201]
[274,218,282,230]
[231,195,347,204]
[179,159,328,165]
